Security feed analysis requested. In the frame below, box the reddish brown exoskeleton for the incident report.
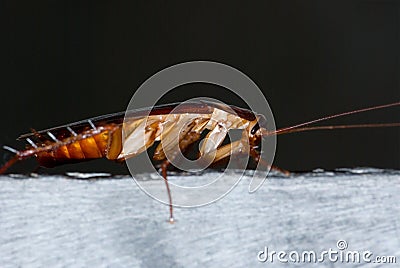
[1,100,399,222]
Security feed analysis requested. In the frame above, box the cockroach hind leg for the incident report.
[0,146,20,174]
[1,145,38,175]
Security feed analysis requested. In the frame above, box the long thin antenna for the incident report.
[263,123,400,136]
[264,102,400,136]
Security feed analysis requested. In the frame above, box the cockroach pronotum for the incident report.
[0,100,399,222]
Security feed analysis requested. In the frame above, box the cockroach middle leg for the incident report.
[161,160,174,223]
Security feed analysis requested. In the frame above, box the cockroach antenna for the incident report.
[262,102,400,136]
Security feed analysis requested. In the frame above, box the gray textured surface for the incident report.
[1,169,399,267]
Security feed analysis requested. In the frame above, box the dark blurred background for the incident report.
[1,0,399,173]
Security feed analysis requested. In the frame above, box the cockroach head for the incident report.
[250,115,268,141]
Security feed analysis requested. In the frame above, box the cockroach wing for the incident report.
[120,116,163,159]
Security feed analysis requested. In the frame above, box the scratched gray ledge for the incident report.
[1,168,399,268]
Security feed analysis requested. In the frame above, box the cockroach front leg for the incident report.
[202,140,290,175]
[249,147,290,176]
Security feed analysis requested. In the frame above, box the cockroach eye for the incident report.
[251,116,267,135]
[251,123,260,135]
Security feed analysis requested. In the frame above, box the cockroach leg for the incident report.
[206,140,244,163]
[0,145,44,174]
[161,160,174,223]
[0,155,19,174]
[0,144,39,174]
[203,139,289,175]
[249,147,290,176]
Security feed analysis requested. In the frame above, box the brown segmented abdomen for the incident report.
[36,128,123,167]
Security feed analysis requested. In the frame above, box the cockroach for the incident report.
[0,100,399,222]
